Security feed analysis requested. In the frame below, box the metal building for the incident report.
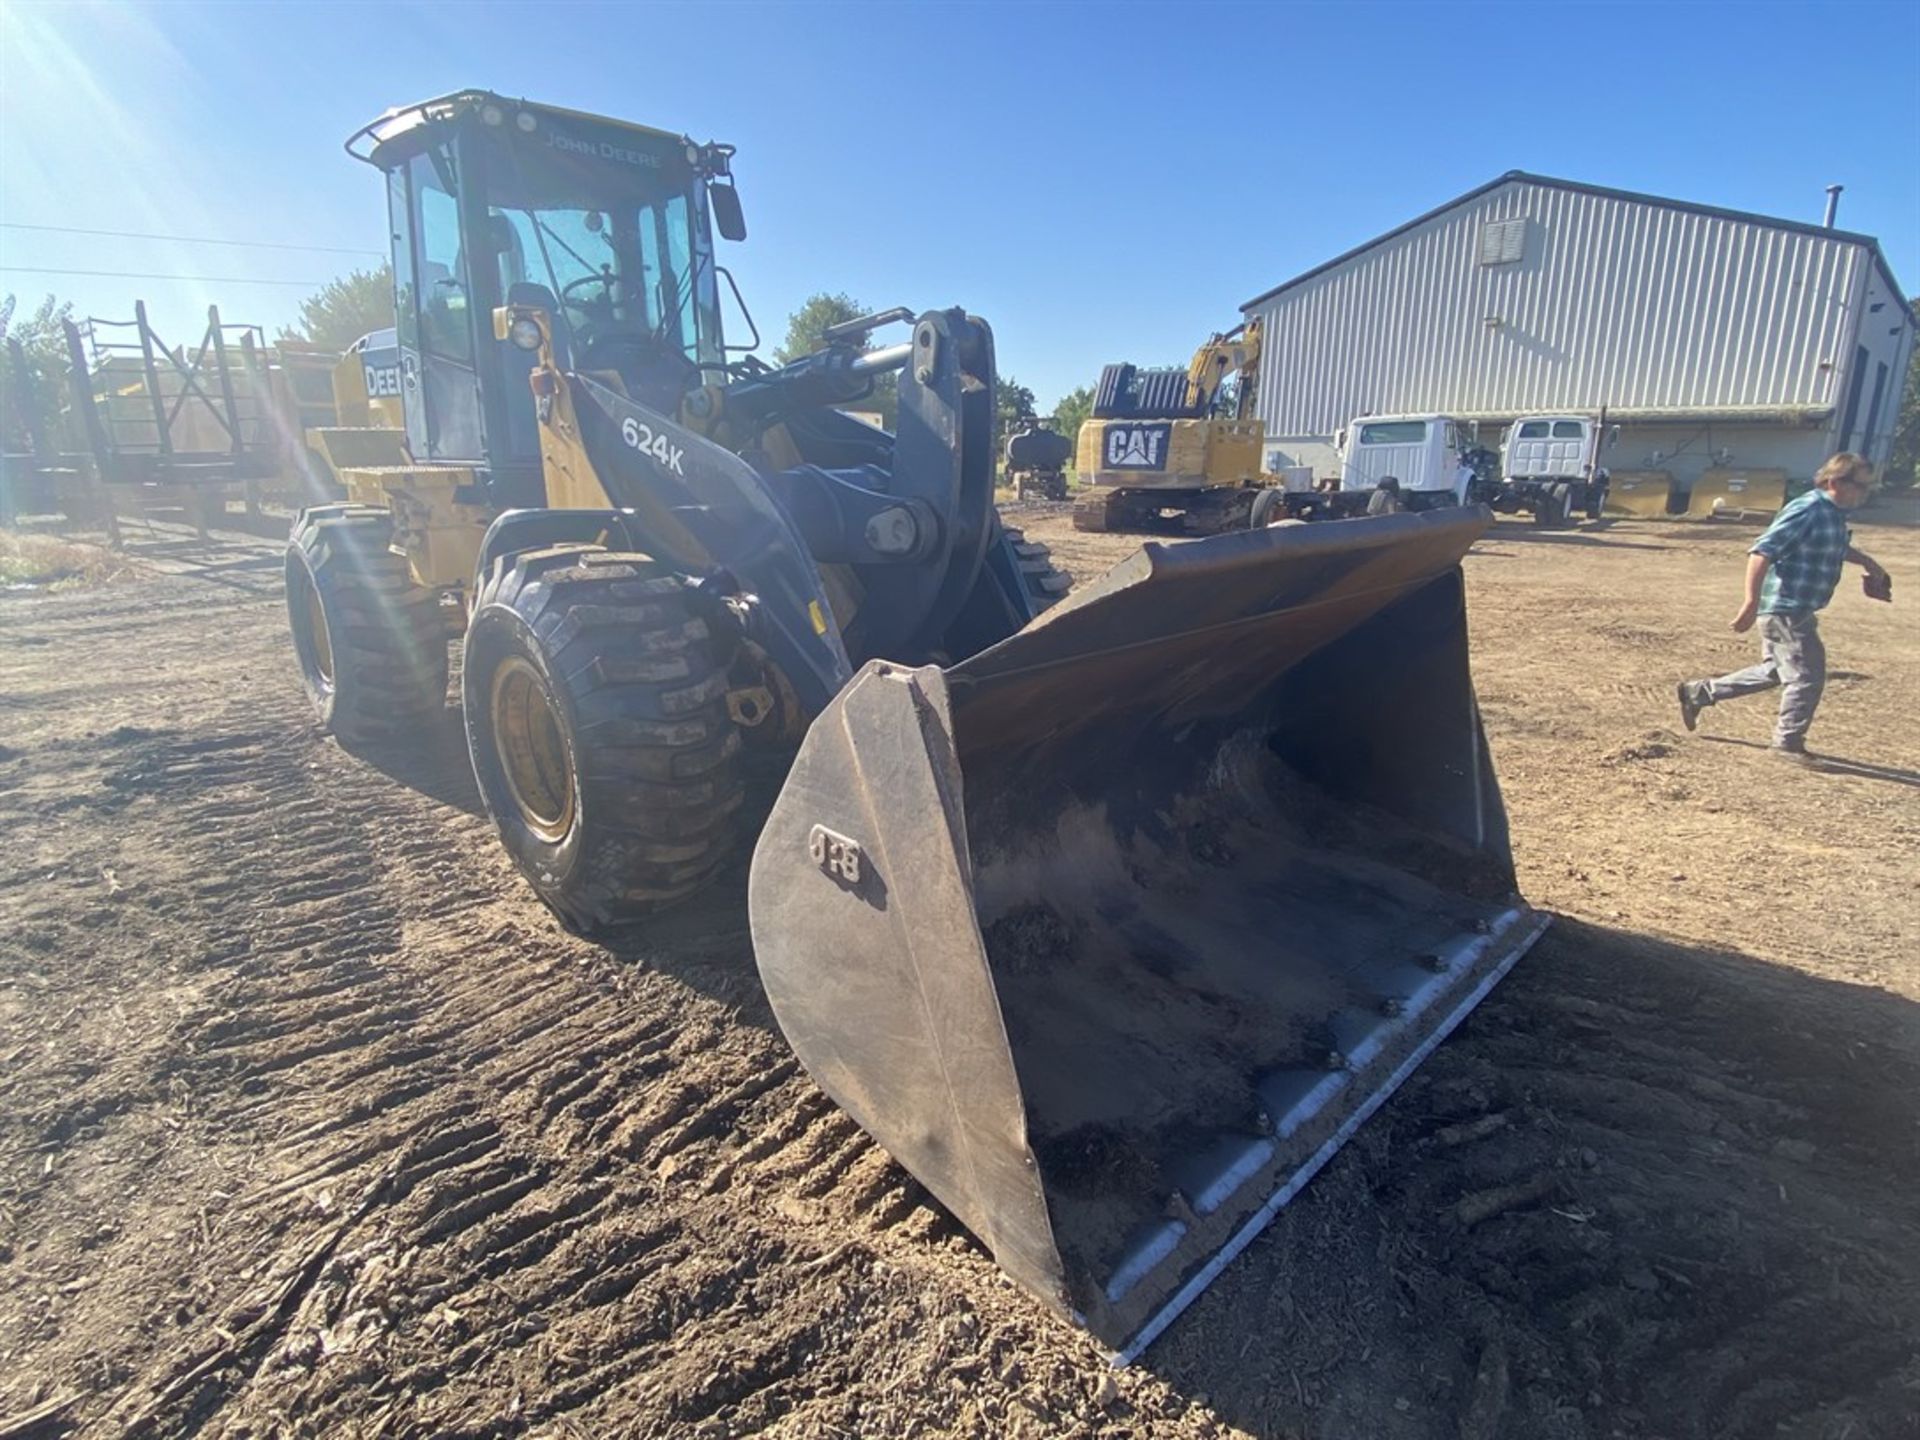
[1243,172,1913,492]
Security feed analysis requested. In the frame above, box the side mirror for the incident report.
[709,182,746,242]
[1605,424,1621,448]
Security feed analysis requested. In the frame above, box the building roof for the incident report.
[1241,171,1910,317]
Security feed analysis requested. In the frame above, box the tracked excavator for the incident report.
[1072,322,1271,534]
[282,91,1544,1360]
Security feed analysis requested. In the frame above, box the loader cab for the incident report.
[350,92,736,503]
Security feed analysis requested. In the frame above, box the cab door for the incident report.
[389,143,485,464]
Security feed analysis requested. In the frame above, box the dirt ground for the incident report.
[1,507,1915,1440]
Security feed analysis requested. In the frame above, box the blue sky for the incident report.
[2,0,1916,410]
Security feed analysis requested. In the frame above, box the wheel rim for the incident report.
[490,655,576,843]
[304,580,335,686]
[289,559,336,694]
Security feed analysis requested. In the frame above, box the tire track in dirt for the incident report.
[76,665,979,1436]
[8,539,1084,1440]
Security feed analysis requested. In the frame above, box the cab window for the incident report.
[1552,421,1584,439]
[413,155,472,365]
[1517,421,1549,439]
[1359,421,1428,444]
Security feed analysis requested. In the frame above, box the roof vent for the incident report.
[1478,217,1526,266]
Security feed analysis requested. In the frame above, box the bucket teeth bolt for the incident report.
[1323,1049,1347,1072]
[1381,997,1407,1017]
[1419,953,1447,972]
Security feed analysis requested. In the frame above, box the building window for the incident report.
[1478,217,1526,266]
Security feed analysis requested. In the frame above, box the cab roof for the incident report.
[346,90,696,168]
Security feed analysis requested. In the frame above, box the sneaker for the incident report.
[1676,682,1704,732]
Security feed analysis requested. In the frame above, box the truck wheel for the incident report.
[1249,489,1288,527]
[1533,484,1571,529]
[1001,525,1072,611]
[462,547,745,932]
[1585,484,1607,521]
[286,505,448,741]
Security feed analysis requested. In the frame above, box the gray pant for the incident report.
[1696,612,1826,745]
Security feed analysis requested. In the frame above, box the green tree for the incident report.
[1051,384,1094,445]
[996,375,1036,435]
[775,291,863,362]
[0,292,77,452]
[775,291,896,426]
[1884,296,1920,491]
[280,265,394,351]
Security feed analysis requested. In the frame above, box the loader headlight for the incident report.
[515,110,538,133]
[508,316,544,352]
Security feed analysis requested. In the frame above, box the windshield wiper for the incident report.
[519,210,579,352]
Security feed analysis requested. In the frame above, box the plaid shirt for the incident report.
[1753,488,1851,614]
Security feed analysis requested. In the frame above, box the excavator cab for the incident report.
[347,93,739,506]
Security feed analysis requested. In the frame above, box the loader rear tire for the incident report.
[286,505,448,742]
[1002,525,1071,612]
[462,546,745,933]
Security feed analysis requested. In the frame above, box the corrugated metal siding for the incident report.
[1249,180,1876,435]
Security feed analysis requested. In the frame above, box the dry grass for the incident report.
[0,528,136,591]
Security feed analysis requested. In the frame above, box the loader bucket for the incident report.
[1603,470,1676,519]
[747,507,1547,1360]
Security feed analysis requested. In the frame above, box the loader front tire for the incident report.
[286,505,448,741]
[462,547,745,933]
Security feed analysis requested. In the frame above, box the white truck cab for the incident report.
[1503,415,1614,482]
[1333,415,1475,506]
[1494,414,1619,525]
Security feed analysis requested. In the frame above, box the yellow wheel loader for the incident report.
[1073,322,1271,534]
[283,90,1544,1360]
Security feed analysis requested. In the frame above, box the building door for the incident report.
[1838,344,1869,453]
[1861,361,1889,464]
